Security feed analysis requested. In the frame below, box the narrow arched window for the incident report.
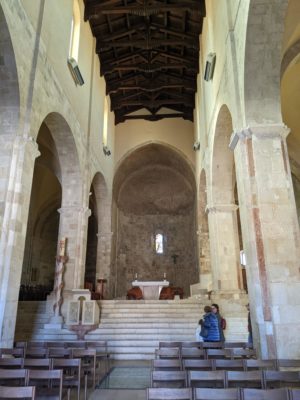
[102,96,109,146]
[155,233,164,254]
[69,0,80,61]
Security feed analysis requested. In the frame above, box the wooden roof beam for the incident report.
[101,62,198,75]
[115,111,193,124]
[107,82,196,95]
[96,38,199,53]
[112,98,194,110]
[85,2,205,20]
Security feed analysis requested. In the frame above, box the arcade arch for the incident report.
[209,105,243,292]
[113,143,197,298]
[42,112,84,290]
[85,172,112,298]
[21,123,62,294]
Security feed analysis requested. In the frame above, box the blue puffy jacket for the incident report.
[202,312,220,342]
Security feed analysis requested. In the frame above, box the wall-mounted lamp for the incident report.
[193,141,200,151]
[204,52,216,81]
[67,58,84,86]
[228,132,240,151]
[103,145,111,156]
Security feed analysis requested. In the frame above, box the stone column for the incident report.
[0,135,40,347]
[207,204,243,291]
[96,230,113,298]
[234,124,300,359]
[57,206,91,290]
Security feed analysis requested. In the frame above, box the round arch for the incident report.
[210,104,234,205]
[114,141,196,201]
[84,171,112,297]
[209,104,242,291]
[113,142,197,299]
[42,112,83,206]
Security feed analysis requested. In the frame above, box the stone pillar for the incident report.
[0,135,40,347]
[207,204,243,291]
[57,206,91,291]
[198,231,212,290]
[96,230,113,298]
[234,124,300,359]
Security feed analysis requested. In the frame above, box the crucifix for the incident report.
[171,254,179,264]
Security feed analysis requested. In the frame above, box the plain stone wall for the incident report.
[116,211,198,298]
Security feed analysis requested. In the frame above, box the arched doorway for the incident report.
[113,143,197,298]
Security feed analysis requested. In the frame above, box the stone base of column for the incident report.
[211,289,248,301]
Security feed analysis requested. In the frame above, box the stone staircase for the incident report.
[15,298,247,360]
[87,299,202,359]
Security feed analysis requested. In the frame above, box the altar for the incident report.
[131,280,169,300]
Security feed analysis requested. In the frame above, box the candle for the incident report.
[135,273,138,280]
[59,237,66,256]
[163,272,166,279]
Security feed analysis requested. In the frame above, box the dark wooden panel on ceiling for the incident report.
[84,0,205,124]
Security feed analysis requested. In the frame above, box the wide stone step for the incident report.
[99,322,196,328]
[100,304,201,309]
[101,314,199,320]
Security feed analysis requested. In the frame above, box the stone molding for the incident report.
[58,206,91,217]
[235,124,290,142]
[96,231,113,240]
[14,135,40,160]
[205,204,239,214]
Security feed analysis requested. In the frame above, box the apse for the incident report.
[113,143,198,298]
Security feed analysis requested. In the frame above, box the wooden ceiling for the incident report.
[84,0,205,124]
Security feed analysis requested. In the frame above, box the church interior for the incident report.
[1,0,300,398]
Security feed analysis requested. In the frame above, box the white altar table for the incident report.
[132,280,169,300]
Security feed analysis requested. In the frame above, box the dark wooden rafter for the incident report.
[84,1,205,20]
[83,0,205,123]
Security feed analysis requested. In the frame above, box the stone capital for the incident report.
[236,124,290,142]
[58,206,91,217]
[205,204,239,214]
[14,135,40,160]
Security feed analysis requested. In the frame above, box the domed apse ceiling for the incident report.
[83,0,206,123]
[113,144,195,214]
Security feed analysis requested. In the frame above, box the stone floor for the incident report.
[76,360,150,400]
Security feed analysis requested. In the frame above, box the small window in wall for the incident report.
[102,96,109,146]
[155,233,164,254]
[69,0,80,61]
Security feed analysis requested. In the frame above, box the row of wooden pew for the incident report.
[146,387,300,400]
[158,341,253,349]
[149,369,300,389]
[152,357,300,372]
[155,347,256,360]
[0,386,299,400]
